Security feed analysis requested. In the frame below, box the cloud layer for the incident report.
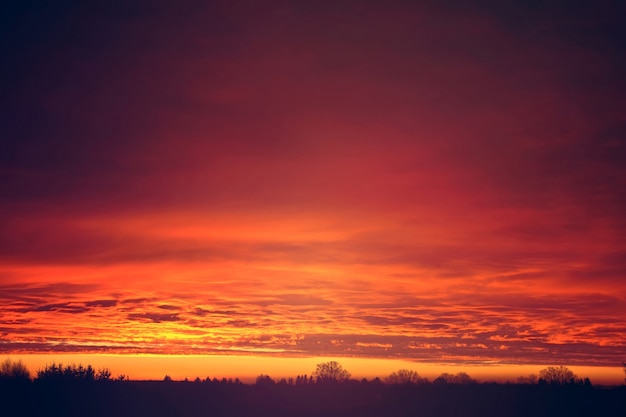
[1,0,624,368]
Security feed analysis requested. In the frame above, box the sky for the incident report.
[1,0,625,383]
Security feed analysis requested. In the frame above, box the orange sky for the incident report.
[1,1,625,384]
[10,354,624,385]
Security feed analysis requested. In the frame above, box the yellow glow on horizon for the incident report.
[9,354,624,385]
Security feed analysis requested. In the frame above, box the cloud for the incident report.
[127,313,181,323]
[265,294,333,307]
[0,282,100,301]
[157,304,180,310]
[85,300,118,308]
[190,308,243,317]
[26,303,91,314]
[0,0,624,368]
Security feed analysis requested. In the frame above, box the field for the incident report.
[2,379,624,417]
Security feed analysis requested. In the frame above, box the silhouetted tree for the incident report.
[433,372,477,384]
[454,371,477,384]
[370,376,383,385]
[163,375,172,382]
[256,374,276,387]
[96,367,111,381]
[386,369,427,384]
[0,358,30,380]
[436,373,454,384]
[295,374,311,385]
[623,362,625,384]
[538,366,577,385]
[517,374,538,384]
[36,363,110,382]
[313,361,351,383]
[433,375,448,384]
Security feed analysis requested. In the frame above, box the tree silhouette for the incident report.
[622,362,625,384]
[313,361,351,383]
[295,374,312,385]
[454,371,477,384]
[35,363,115,383]
[516,374,538,384]
[96,367,111,381]
[538,366,577,385]
[433,372,477,384]
[386,369,427,384]
[255,374,275,386]
[0,358,30,380]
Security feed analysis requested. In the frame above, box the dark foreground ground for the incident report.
[1,380,624,417]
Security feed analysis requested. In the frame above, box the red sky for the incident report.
[1,0,625,382]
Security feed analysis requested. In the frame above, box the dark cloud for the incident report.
[0,282,99,301]
[190,308,243,317]
[0,339,144,354]
[121,297,158,304]
[157,304,180,310]
[225,320,256,328]
[0,0,622,213]
[26,303,90,314]
[85,299,118,308]
[127,313,180,323]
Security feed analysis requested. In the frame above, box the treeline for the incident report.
[0,359,127,382]
[1,359,625,417]
[0,358,600,387]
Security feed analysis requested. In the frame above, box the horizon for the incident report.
[5,354,625,386]
[1,0,624,386]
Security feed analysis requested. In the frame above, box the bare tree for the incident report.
[454,372,477,384]
[0,358,31,380]
[516,374,538,384]
[313,361,351,383]
[433,372,477,384]
[386,369,428,384]
[538,366,577,385]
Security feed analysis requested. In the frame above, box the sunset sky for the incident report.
[1,1,625,383]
